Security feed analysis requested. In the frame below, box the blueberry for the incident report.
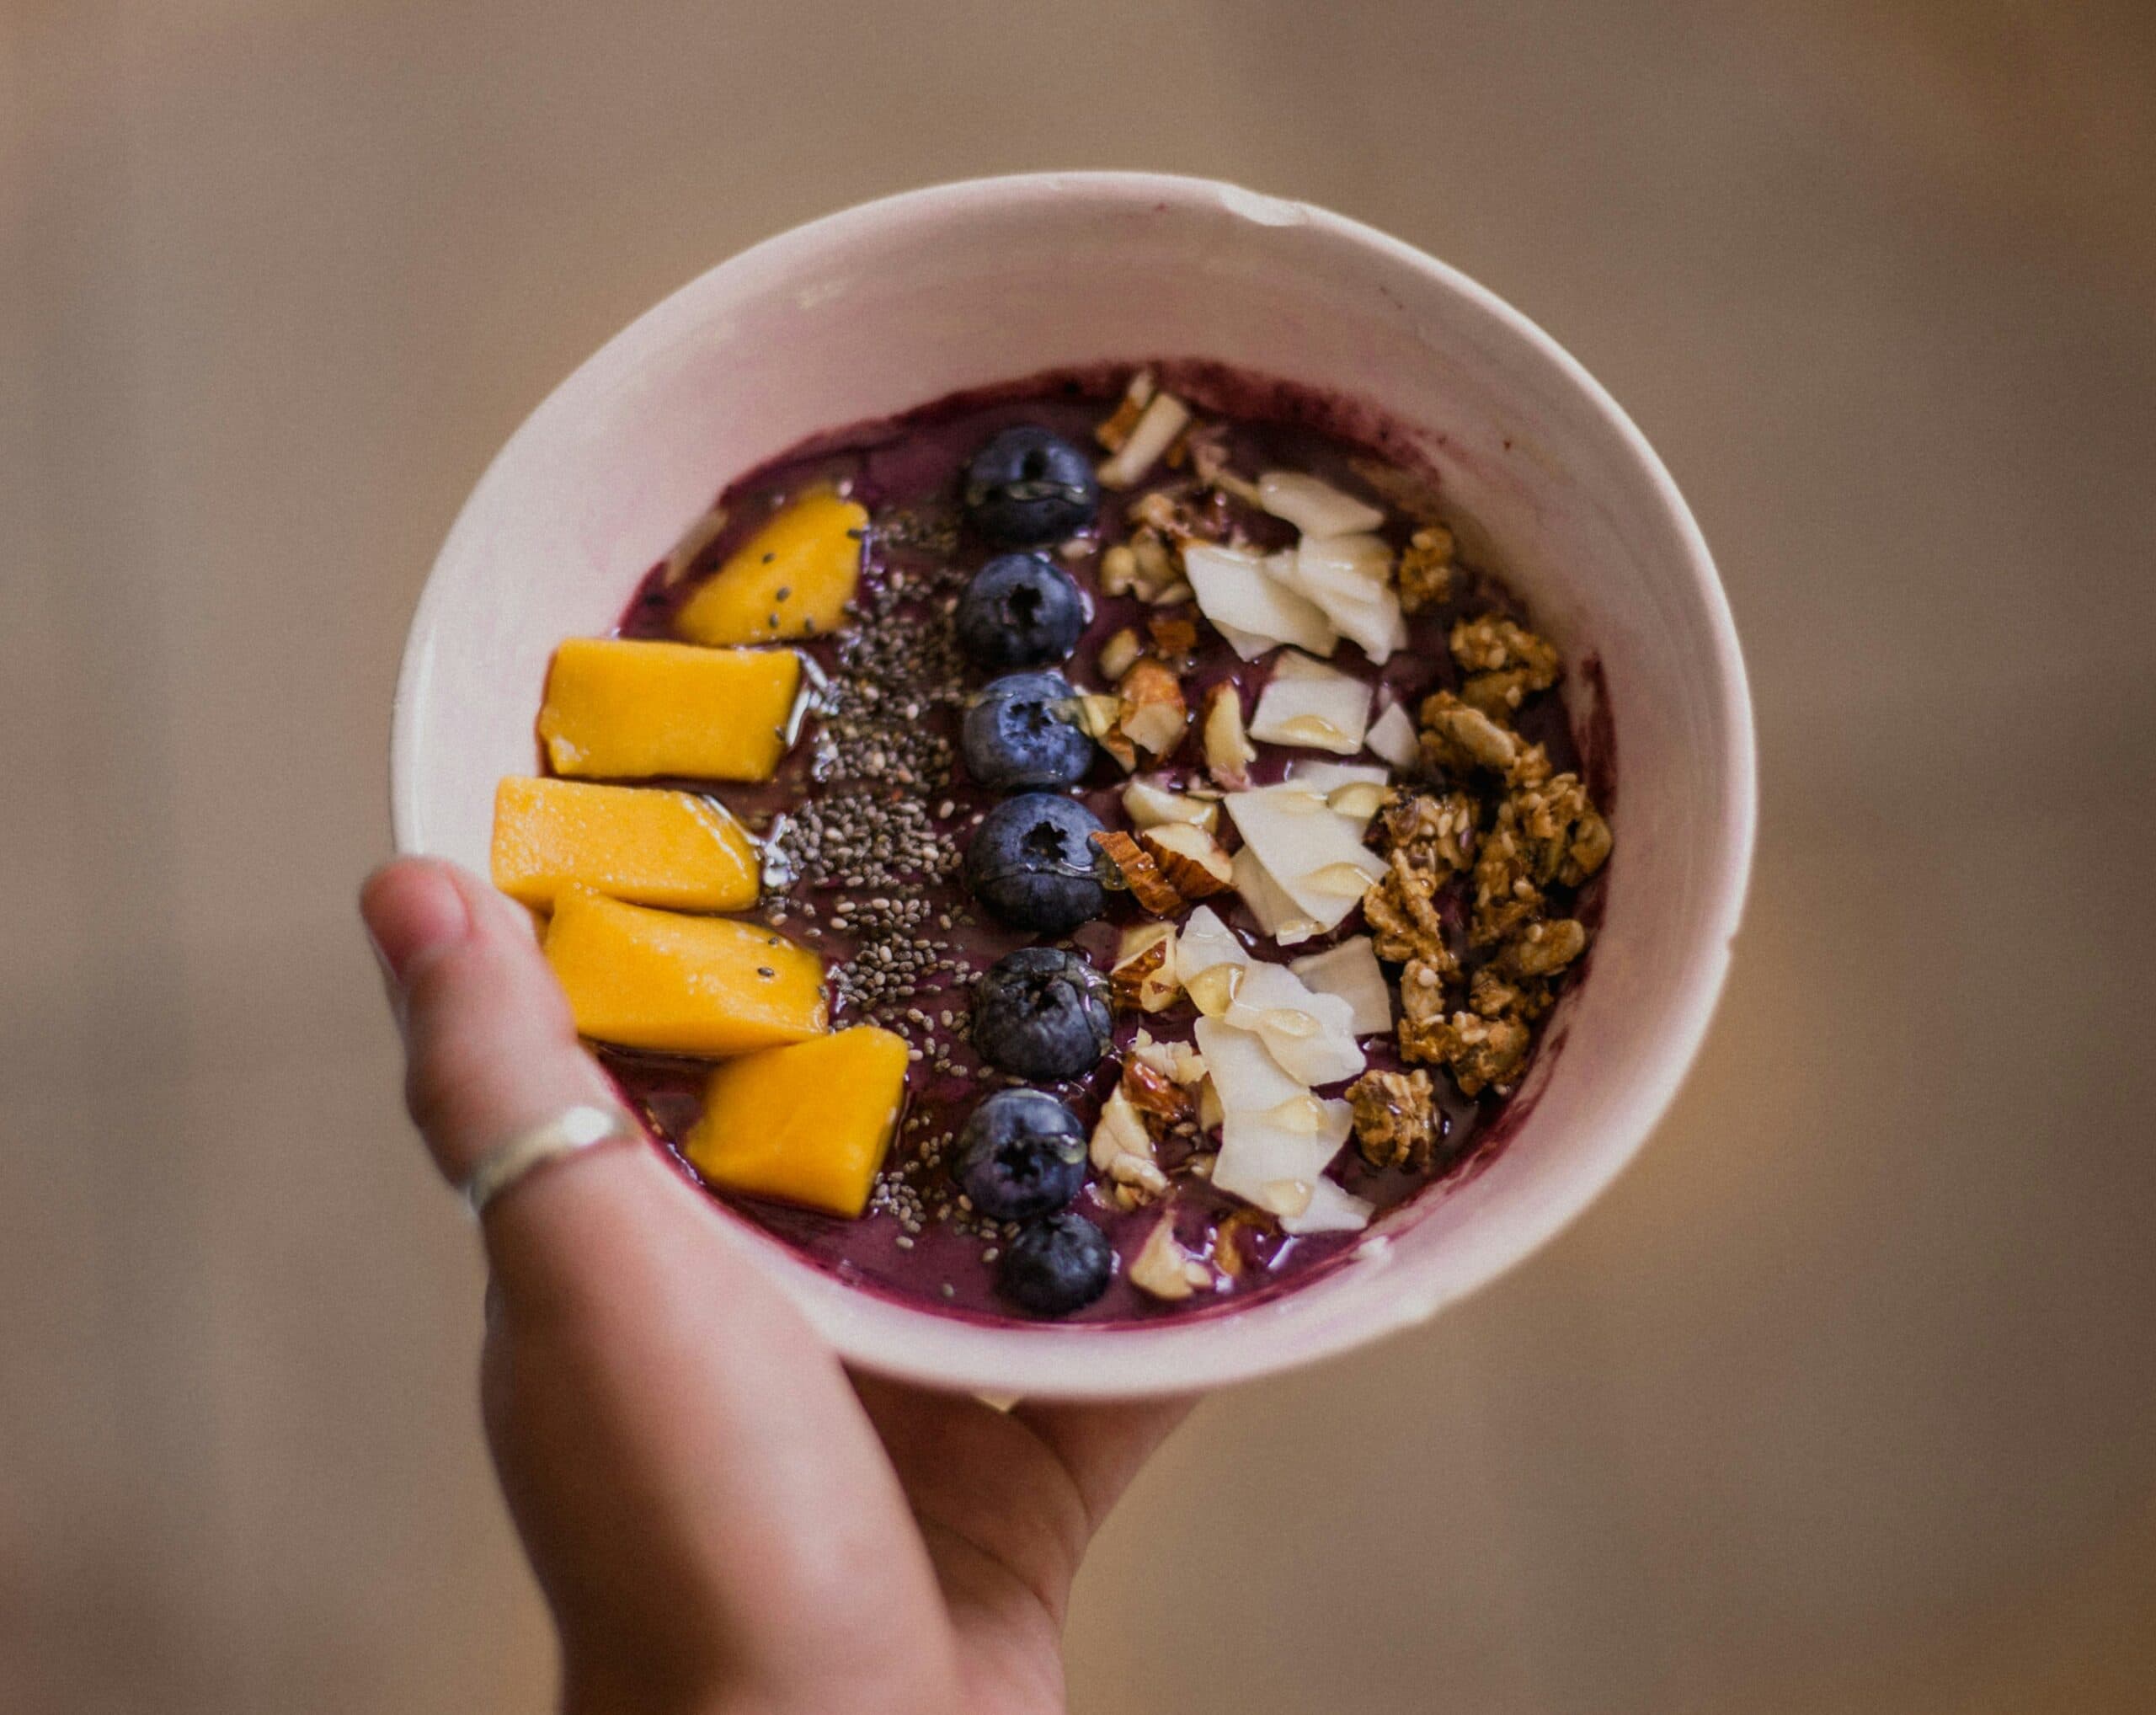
[999,1211,1116,1317]
[953,1090,1088,1221]
[963,793,1110,934]
[964,426,1100,546]
[971,946,1113,1081]
[962,671,1095,790]
[956,553,1089,669]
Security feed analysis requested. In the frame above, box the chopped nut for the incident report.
[1127,527,1181,601]
[1146,611,1200,665]
[1101,542,1140,596]
[1469,964,1554,1024]
[1362,851,1458,974]
[1504,773,1612,887]
[1126,487,1230,547]
[1097,626,1144,681]
[1374,790,1478,879]
[1129,1213,1209,1301]
[1115,656,1188,759]
[1417,691,1552,788]
[1401,1007,1533,1097]
[1201,682,1256,788]
[1397,954,1454,1026]
[1123,777,1221,833]
[1120,1055,1194,1130]
[1348,1068,1441,1170]
[1111,922,1181,1012]
[1396,525,1456,612]
[1137,822,1234,898]
[1095,370,1156,452]
[1470,816,1544,948]
[1502,916,1588,978]
[1097,390,1192,489]
[1210,1206,1273,1277]
[1090,1084,1170,1199]
[1091,830,1183,915]
[1452,614,1561,716]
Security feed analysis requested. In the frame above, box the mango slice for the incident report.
[537,638,801,782]
[674,492,869,646]
[685,1027,910,1217]
[543,887,826,1056]
[490,777,760,911]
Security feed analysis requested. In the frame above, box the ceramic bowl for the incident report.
[392,172,1756,1397]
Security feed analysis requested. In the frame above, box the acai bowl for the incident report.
[392,173,1755,1398]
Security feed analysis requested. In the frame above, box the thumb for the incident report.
[359,855,702,1310]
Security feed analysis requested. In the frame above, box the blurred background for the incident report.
[5,1,2154,1709]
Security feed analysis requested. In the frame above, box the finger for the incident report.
[361,857,617,1183]
[1008,1396,1198,1531]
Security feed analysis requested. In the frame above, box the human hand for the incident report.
[361,858,1190,1715]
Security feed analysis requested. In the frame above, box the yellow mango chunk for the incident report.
[675,491,869,646]
[685,1027,910,1217]
[538,638,801,782]
[490,777,760,911]
[543,887,826,1056]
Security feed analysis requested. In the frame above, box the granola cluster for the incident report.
[1350,613,1613,1139]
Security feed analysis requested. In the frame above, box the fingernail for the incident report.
[360,862,472,986]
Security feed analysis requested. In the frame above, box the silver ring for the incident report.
[460,1104,633,1220]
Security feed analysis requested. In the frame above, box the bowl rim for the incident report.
[392,170,1757,1397]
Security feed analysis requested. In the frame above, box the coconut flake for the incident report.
[1257,471,1386,537]
[1231,845,1317,946]
[1366,701,1420,768]
[1213,1095,1354,1211]
[1248,654,1371,755]
[1289,936,1393,1034]
[1272,534,1408,663]
[1175,905,1249,986]
[1279,1175,1375,1236]
[1193,1018,1306,1114]
[1225,961,1364,1087]
[1185,544,1337,659]
[1225,784,1389,932]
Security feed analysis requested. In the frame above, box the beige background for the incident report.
[5,2,2155,1709]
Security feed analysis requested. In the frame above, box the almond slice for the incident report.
[1129,1214,1211,1301]
[1094,370,1156,452]
[1202,682,1257,788]
[1097,627,1144,681]
[1111,922,1181,1012]
[1136,823,1234,899]
[1091,830,1183,916]
[1097,390,1192,489]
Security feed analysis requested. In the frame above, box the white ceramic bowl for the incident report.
[393,172,1755,1399]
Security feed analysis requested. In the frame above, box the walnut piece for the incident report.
[1401,1008,1533,1097]
[1504,773,1613,888]
[1395,525,1456,612]
[1452,614,1561,717]
[1091,830,1183,916]
[1502,916,1588,978]
[1115,656,1188,760]
[1469,964,1555,1025]
[1374,790,1478,879]
[1417,691,1553,788]
[1348,1068,1440,1170]
[1362,852,1456,971]
[1470,815,1545,948]
[1137,823,1234,898]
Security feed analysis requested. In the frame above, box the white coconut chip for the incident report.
[1185,544,1337,659]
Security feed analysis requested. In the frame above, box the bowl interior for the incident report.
[394,173,1753,1397]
